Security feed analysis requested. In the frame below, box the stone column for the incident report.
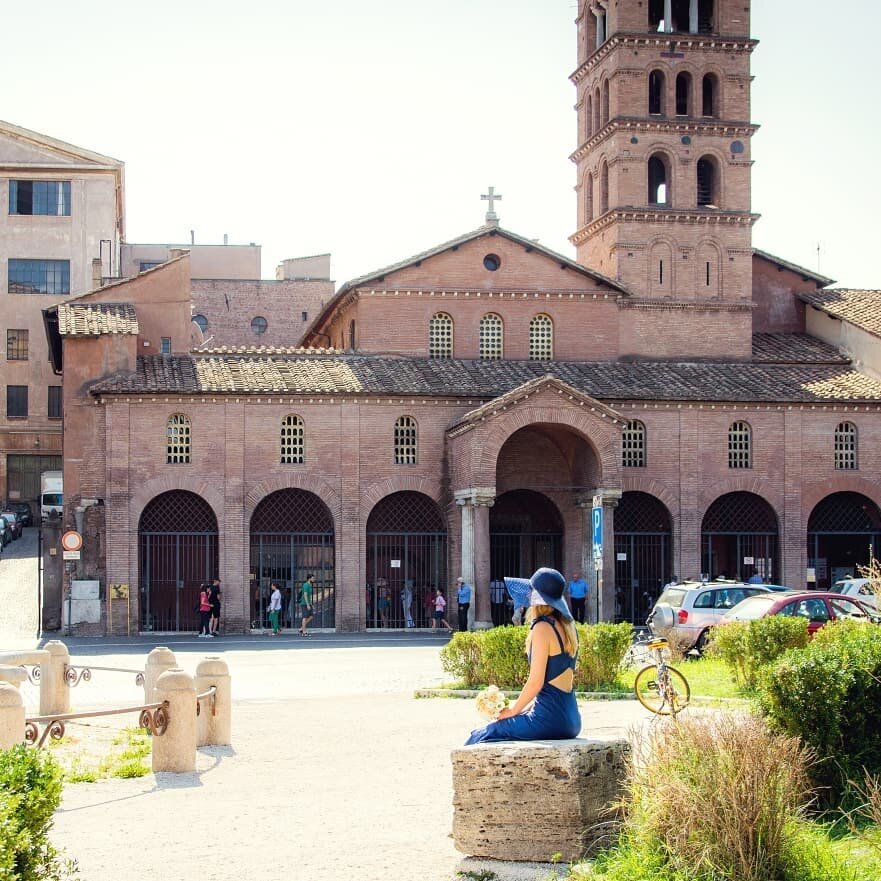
[153,668,197,773]
[580,490,622,623]
[39,640,70,717]
[455,488,495,631]
[144,647,178,702]
[0,683,24,749]
[689,0,699,33]
[664,0,672,31]
[593,8,605,48]
[195,657,231,747]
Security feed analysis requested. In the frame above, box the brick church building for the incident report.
[48,0,881,634]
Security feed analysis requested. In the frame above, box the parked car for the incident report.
[0,511,22,540]
[0,515,13,547]
[647,579,774,651]
[4,502,33,528]
[720,591,877,635]
[831,577,880,613]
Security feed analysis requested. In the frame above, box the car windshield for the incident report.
[42,494,63,506]
[657,588,687,608]
[723,595,776,620]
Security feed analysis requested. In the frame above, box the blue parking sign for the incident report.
[592,504,603,560]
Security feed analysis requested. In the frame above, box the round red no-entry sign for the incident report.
[61,531,83,552]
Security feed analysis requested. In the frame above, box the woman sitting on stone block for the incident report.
[466,568,581,744]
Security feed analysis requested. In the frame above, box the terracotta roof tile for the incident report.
[752,333,848,364]
[89,353,881,404]
[57,302,139,337]
[799,289,881,338]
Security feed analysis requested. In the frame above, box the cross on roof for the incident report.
[481,186,502,224]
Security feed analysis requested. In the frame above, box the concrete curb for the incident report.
[415,688,749,706]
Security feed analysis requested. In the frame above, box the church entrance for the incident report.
[614,492,672,624]
[807,492,881,589]
[249,489,335,630]
[701,492,778,582]
[365,491,447,629]
[490,490,563,581]
[138,490,218,632]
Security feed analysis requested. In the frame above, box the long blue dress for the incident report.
[465,616,581,744]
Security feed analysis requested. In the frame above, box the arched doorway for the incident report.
[138,491,218,632]
[365,491,447,629]
[614,492,672,624]
[807,492,881,589]
[701,492,778,582]
[250,489,335,630]
[490,490,563,581]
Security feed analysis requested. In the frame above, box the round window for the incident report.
[193,314,208,333]
[483,253,501,272]
[251,316,268,336]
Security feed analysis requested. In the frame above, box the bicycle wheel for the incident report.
[634,664,690,715]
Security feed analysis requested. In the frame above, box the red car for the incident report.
[721,591,876,634]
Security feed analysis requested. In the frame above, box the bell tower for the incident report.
[569,1,758,304]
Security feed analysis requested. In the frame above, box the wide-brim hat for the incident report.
[504,568,573,620]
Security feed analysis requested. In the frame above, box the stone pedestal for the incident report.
[195,657,231,747]
[0,683,24,749]
[39,640,70,716]
[153,668,197,773]
[144,647,178,702]
[451,737,630,862]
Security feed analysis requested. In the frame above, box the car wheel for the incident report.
[695,629,711,654]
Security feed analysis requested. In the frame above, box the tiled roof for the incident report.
[800,289,881,339]
[752,333,848,364]
[57,302,139,337]
[753,248,835,286]
[90,353,881,404]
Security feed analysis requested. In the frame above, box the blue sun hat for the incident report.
[504,567,573,620]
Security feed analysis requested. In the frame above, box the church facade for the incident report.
[49,0,881,634]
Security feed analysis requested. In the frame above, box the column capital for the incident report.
[455,487,496,508]
[576,489,623,509]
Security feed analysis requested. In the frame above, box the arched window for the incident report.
[600,161,609,214]
[166,414,191,464]
[602,79,610,125]
[649,0,664,31]
[698,0,714,33]
[675,72,692,116]
[622,420,646,468]
[585,172,594,221]
[529,314,554,360]
[649,241,673,294]
[697,242,721,296]
[281,415,305,464]
[428,312,453,358]
[586,93,593,138]
[593,87,601,133]
[193,314,208,333]
[728,421,752,469]
[648,154,669,205]
[834,422,858,470]
[250,316,268,336]
[702,74,718,117]
[697,156,719,207]
[349,319,356,350]
[648,70,665,115]
[479,313,504,360]
[394,416,418,465]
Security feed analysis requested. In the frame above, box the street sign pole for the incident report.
[592,496,603,623]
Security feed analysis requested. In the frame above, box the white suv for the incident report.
[831,578,880,614]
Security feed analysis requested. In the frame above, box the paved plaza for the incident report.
[5,633,647,881]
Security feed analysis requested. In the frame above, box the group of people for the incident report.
[266,575,315,636]
[197,579,222,637]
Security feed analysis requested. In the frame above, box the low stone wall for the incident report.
[451,737,630,862]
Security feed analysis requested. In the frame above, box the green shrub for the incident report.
[476,626,529,688]
[440,631,483,687]
[759,621,881,804]
[0,744,75,880]
[576,622,633,690]
[709,616,809,691]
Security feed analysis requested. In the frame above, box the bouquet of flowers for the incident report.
[475,684,509,720]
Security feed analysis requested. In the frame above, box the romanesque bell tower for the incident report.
[569,1,758,307]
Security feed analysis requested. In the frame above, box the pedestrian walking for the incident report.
[455,576,472,631]
[208,578,222,636]
[299,574,315,636]
[568,571,588,624]
[268,582,282,635]
[198,584,212,637]
[431,588,451,632]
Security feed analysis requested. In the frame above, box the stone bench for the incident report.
[451,737,630,862]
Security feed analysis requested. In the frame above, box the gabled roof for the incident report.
[753,248,835,287]
[799,289,881,339]
[57,302,139,337]
[0,118,123,169]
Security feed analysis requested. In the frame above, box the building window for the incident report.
[648,70,665,115]
[529,314,554,360]
[702,74,718,117]
[697,156,719,207]
[48,386,62,420]
[586,94,593,138]
[6,329,28,360]
[600,161,609,214]
[585,172,594,221]
[349,319,357,349]
[648,154,669,204]
[193,314,208,333]
[675,72,692,116]
[834,422,857,470]
[8,259,70,294]
[479,313,504,360]
[139,261,162,272]
[622,420,646,467]
[601,79,610,125]
[160,337,171,355]
[428,312,453,358]
[166,414,191,464]
[728,421,751,469]
[394,416,418,465]
[8,180,70,216]
[251,316,268,336]
[281,415,305,464]
[6,385,28,419]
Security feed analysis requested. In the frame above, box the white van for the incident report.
[40,471,63,522]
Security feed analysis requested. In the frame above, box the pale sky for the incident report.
[2,0,878,288]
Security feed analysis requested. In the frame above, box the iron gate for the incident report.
[701,492,778,583]
[614,492,672,624]
[366,492,447,629]
[138,491,218,632]
[250,489,335,629]
[490,490,563,581]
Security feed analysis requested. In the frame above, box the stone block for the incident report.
[451,737,630,862]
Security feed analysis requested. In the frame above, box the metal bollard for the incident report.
[144,647,178,703]
[152,668,197,773]
[195,657,231,747]
[0,683,25,749]
[39,640,70,716]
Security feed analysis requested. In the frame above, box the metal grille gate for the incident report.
[701,491,778,582]
[250,489,335,629]
[490,490,563,581]
[366,492,447,629]
[138,491,218,632]
[614,492,672,624]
